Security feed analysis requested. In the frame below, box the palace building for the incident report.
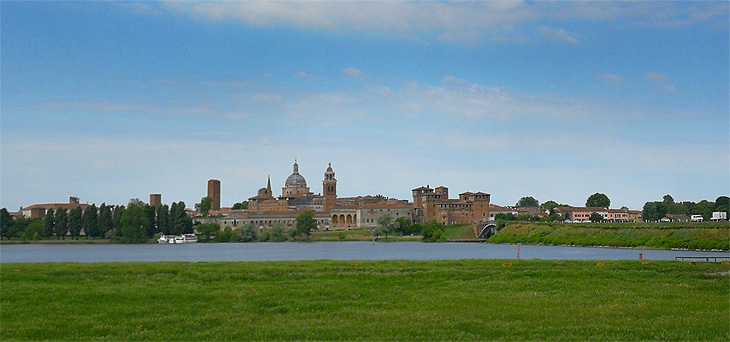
[412,185,491,225]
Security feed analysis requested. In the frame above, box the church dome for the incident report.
[285,160,307,187]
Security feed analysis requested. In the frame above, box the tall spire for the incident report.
[267,175,271,192]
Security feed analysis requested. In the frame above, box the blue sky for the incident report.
[2,1,728,211]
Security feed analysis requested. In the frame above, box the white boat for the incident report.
[174,234,198,244]
[159,234,197,244]
[157,235,176,244]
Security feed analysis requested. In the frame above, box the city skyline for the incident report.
[2,1,728,211]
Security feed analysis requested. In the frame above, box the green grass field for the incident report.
[490,223,730,250]
[2,260,728,341]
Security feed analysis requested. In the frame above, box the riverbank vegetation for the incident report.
[2,260,727,341]
[489,222,730,250]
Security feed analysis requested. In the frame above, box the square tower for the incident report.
[207,179,221,211]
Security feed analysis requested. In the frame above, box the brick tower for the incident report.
[207,179,221,211]
[322,163,337,212]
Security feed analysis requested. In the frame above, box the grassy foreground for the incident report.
[2,260,728,341]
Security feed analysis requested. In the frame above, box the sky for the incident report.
[2,1,728,211]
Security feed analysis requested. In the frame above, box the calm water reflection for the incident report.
[1,242,727,263]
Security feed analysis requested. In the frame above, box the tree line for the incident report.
[0,199,193,243]
[642,195,729,222]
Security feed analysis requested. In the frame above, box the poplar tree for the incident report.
[83,204,98,239]
[143,204,157,238]
[54,208,68,240]
[156,204,170,235]
[68,206,83,239]
[112,205,125,238]
[43,208,55,238]
[98,203,113,239]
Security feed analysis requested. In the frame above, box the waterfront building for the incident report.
[554,207,643,222]
[20,197,89,219]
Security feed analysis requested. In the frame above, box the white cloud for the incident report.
[538,26,579,44]
[294,71,311,79]
[441,76,469,86]
[597,73,626,84]
[342,67,364,79]
[645,73,678,93]
[645,73,668,81]
[202,81,245,88]
[161,1,726,44]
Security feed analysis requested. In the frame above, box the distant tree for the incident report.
[83,204,98,239]
[232,202,249,210]
[375,215,394,240]
[143,204,157,238]
[715,196,730,214]
[155,204,170,235]
[22,220,43,240]
[295,211,317,240]
[196,197,213,217]
[22,220,44,241]
[197,223,221,242]
[589,212,604,222]
[216,226,236,242]
[516,196,539,208]
[393,217,413,236]
[421,221,444,242]
[237,223,258,242]
[268,224,288,242]
[170,202,193,235]
[120,201,147,243]
[495,213,517,221]
[542,201,560,212]
[111,206,125,239]
[586,193,610,209]
[54,208,68,240]
[98,203,113,239]
[43,209,55,238]
[68,207,83,239]
[663,194,675,204]
[0,208,14,240]
[693,200,713,220]
[11,216,29,239]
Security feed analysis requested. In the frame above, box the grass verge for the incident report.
[2,260,728,341]
[490,223,729,250]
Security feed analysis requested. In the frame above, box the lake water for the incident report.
[1,242,727,263]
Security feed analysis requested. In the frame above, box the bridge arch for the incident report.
[475,222,498,240]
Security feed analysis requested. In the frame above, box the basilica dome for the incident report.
[285,161,307,187]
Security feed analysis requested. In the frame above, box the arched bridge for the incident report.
[474,222,497,240]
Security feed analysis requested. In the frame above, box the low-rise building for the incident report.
[21,197,90,219]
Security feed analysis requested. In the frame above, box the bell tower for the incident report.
[323,163,337,212]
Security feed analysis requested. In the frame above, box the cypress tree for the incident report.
[43,208,55,238]
[54,208,68,240]
[83,204,98,239]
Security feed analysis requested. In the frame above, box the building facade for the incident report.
[412,185,491,225]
